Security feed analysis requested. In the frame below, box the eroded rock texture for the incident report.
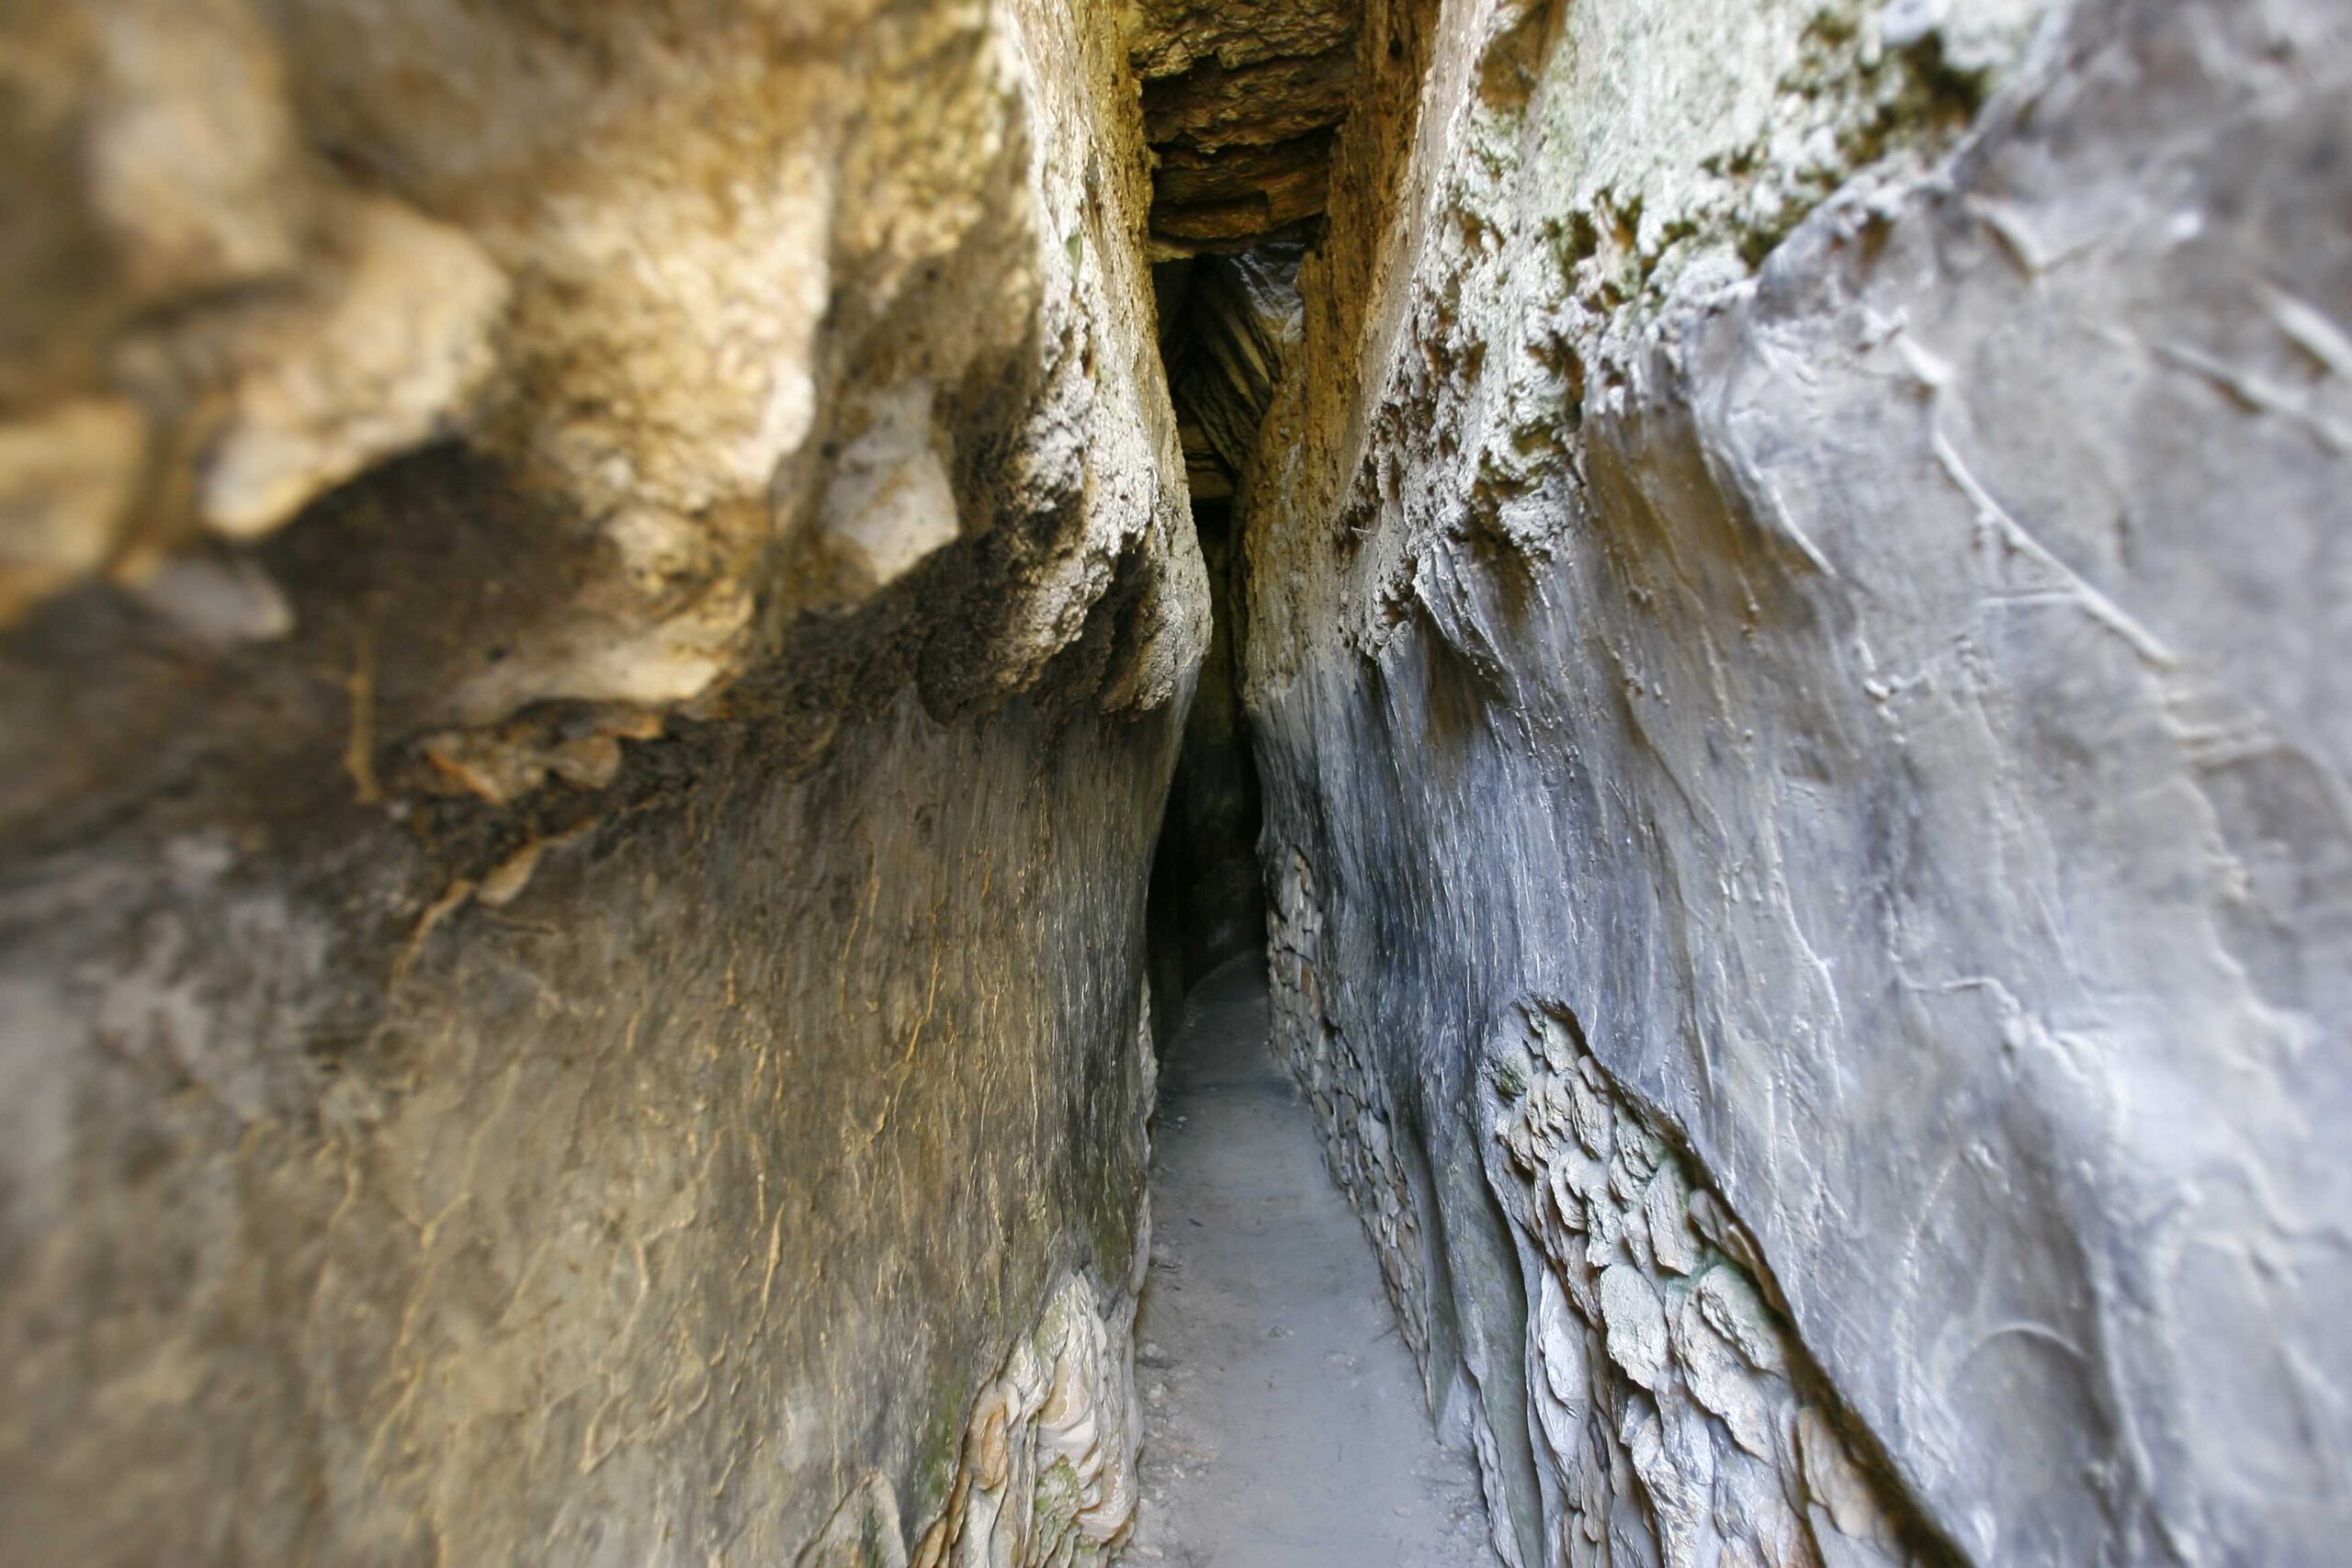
[0,0,1200,1562]
[1126,0,1361,253]
[1242,0,2352,1562]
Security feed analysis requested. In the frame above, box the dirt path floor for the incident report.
[1123,958,1496,1567]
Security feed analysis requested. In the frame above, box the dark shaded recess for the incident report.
[1152,243,1305,502]
[1145,497,1265,1042]
[0,394,1190,1070]
[1143,243,1304,1040]
[1130,6,1360,254]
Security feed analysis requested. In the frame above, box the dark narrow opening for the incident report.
[1144,492,1265,1041]
[1140,247,1301,1040]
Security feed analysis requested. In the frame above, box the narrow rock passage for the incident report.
[1125,958,1492,1566]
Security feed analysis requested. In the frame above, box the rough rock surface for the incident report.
[1241,0,2352,1563]
[1125,0,1362,254]
[10,0,2351,1559]
[0,0,1201,1562]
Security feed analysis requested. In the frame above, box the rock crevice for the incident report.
[4,0,2350,1563]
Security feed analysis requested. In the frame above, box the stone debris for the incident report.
[908,1277,1143,1568]
[1486,1009,1926,1568]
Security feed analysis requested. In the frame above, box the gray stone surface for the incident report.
[1124,958,1491,1568]
[1239,0,2352,1562]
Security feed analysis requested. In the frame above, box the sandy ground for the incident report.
[1122,958,1497,1567]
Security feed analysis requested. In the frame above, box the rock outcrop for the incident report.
[1240,0,2352,1562]
[7,0,2349,1561]
[0,0,1199,1562]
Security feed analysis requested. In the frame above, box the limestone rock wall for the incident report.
[0,0,1202,1562]
[1240,0,2352,1562]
